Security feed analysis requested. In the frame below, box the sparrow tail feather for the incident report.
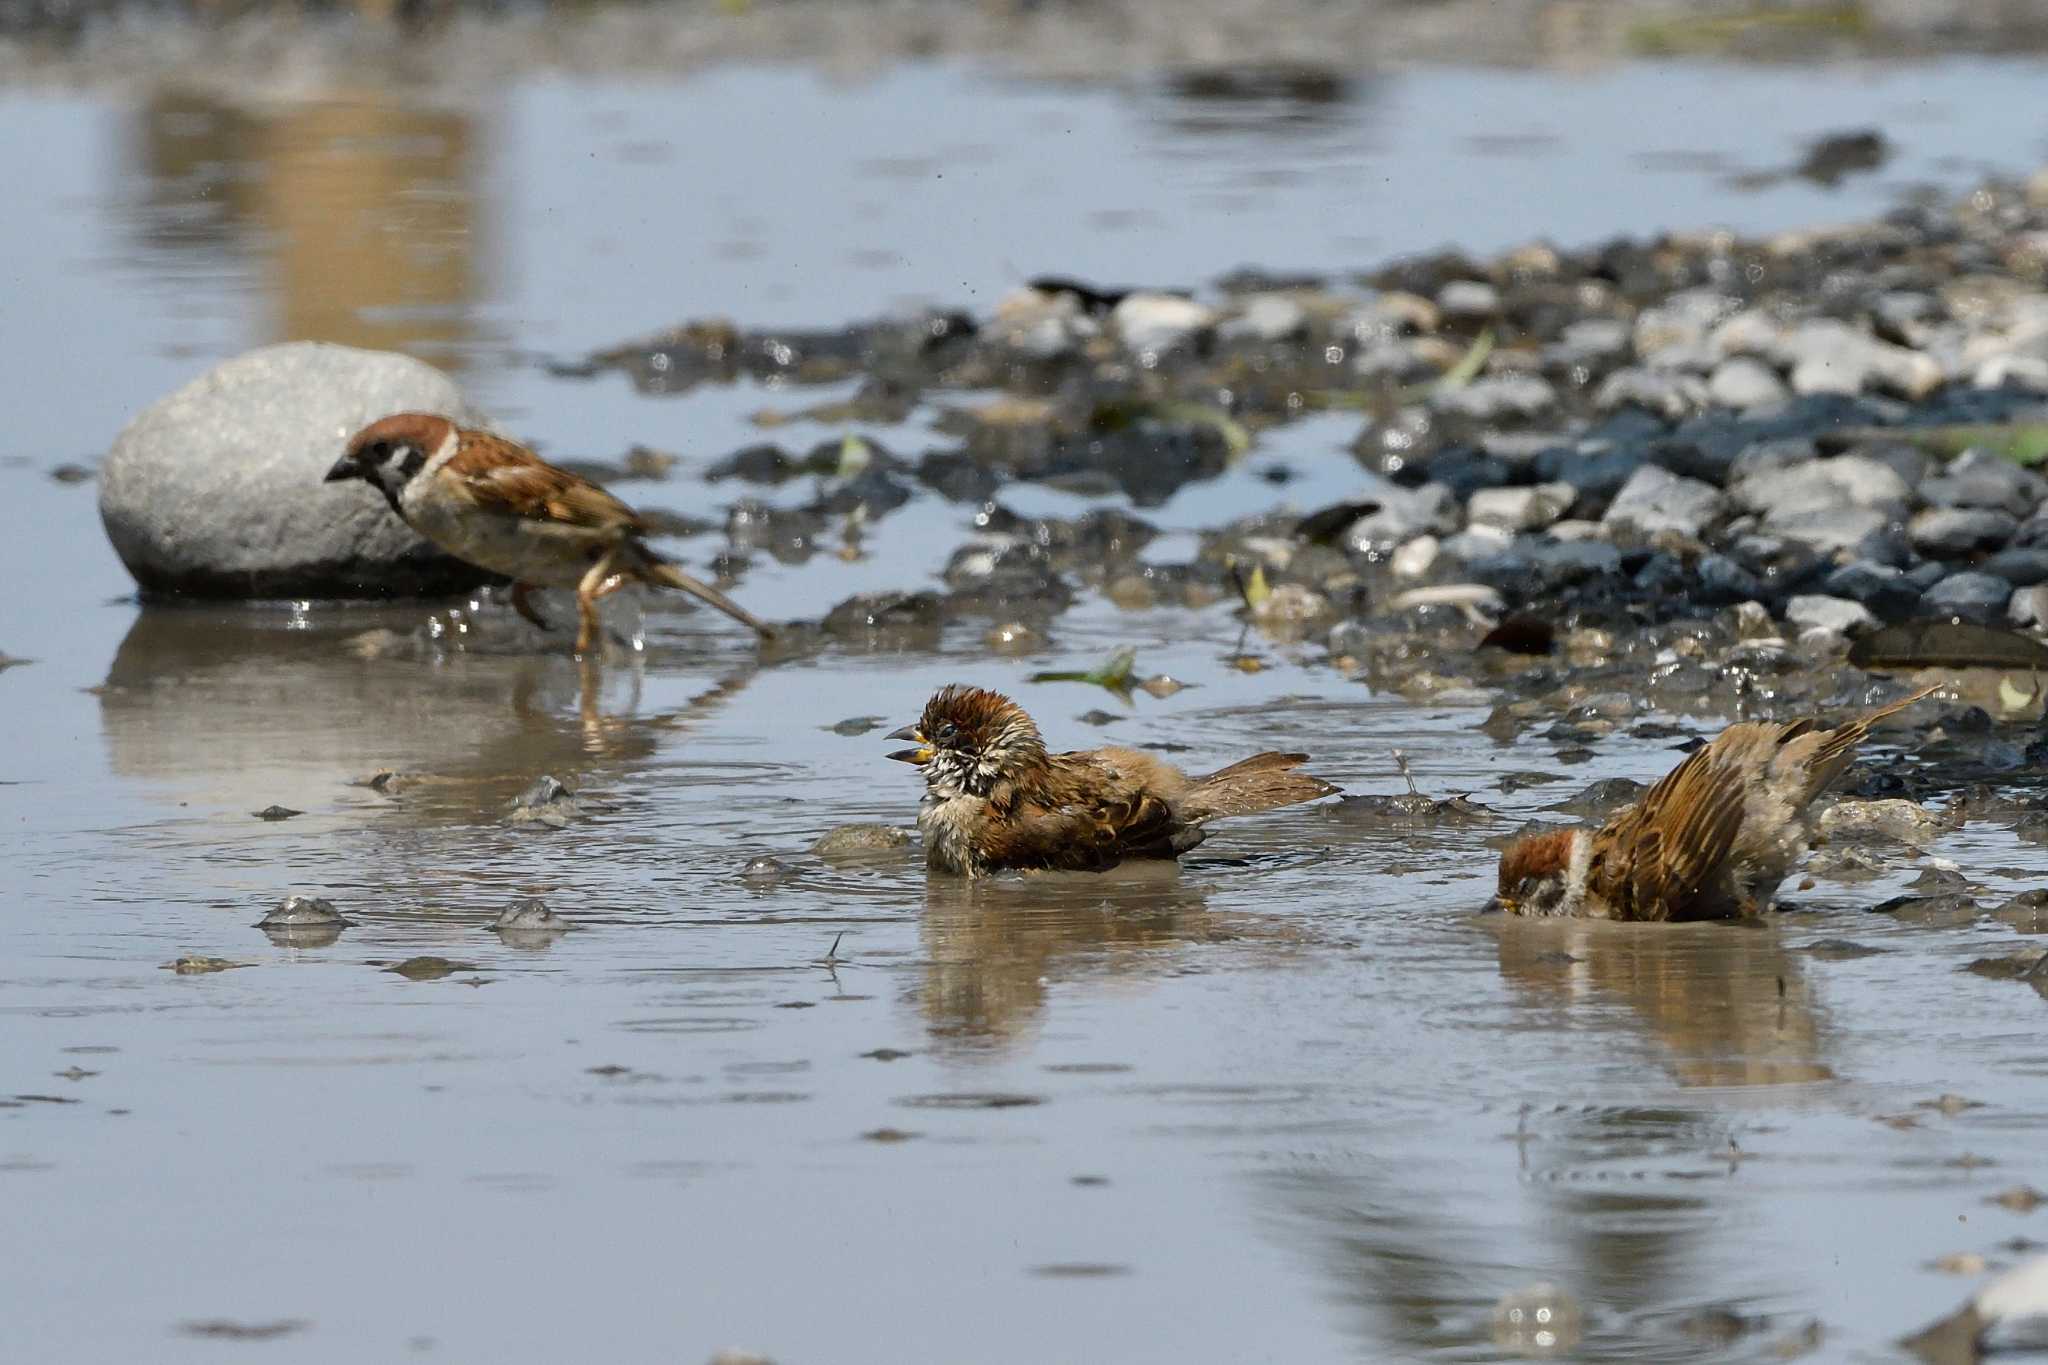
[1180,752,1339,823]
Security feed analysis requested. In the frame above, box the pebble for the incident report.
[1920,571,2014,624]
[1389,535,1440,579]
[1218,292,1308,343]
[490,898,569,935]
[1706,356,1790,409]
[1981,548,2048,586]
[1592,367,1706,419]
[1730,454,1909,517]
[1436,280,1500,317]
[1346,485,1461,551]
[739,856,795,885]
[1817,799,1949,844]
[256,895,347,929]
[1778,318,1943,398]
[1785,594,1877,636]
[1433,374,1557,420]
[1602,464,1726,539]
[1468,483,1576,532]
[2011,584,2048,629]
[1109,292,1214,360]
[1910,507,2021,557]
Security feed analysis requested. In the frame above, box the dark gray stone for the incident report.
[1981,548,2048,587]
[1824,559,1920,619]
[99,342,489,599]
[1694,553,1767,606]
[1919,449,2048,517]
[1471,539,1623,594]
[1918,571,2014,623]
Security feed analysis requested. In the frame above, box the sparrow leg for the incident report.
[574,552,621,657]
[509,582,552,632]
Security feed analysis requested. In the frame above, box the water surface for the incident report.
[5,53,2048,1363]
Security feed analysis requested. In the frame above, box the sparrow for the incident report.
[324,412,771,654]
[887,684,1339,877]
[1493,683,1940,921]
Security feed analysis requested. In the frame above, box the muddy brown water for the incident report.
[7,53,2048,1364]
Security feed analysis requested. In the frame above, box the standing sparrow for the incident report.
[887,684,1338,877]
[324,412,771,654]
[1493,684,1940,921]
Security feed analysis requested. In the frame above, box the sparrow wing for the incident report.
[982,754,1187,872]
[1585,744,1747,921]
[1777,683,1941,804]
[442,432,645,534]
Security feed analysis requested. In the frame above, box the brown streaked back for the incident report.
[442,429,645,534]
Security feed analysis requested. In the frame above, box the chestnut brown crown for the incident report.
[1495,827,1576,908]
[325,412,455,492]
[886,684,1047,795]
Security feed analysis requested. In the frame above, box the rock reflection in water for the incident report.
[1492,916,1832,1089]
[96,607,755,822]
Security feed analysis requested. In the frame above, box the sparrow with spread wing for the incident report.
[1494,684,1940,921]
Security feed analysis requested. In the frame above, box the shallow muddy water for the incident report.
[7,51,2048,1364]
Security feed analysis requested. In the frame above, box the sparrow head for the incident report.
[325,412,457,499]
[1493,828,1580,915]
[886,684,1046,798]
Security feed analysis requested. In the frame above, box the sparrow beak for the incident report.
[885,725,931,765]
[1484,895,1511,914]
[323,455,363,484]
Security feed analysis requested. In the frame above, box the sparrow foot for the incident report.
[510,583,552,632]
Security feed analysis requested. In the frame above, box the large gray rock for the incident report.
[98,343,492,599]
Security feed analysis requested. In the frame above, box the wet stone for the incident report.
[163,955,254,974]
[823,591,944,635]
[1868,893,1980,928]
[810,823,913,859]
[1344,484,1460,551]
[1785,594,1877,636]
[1985,550,2048,588]
[251,805,303,821]
[1919,572,2014,625]
[1992,890,2048,935]
[491,898,569,935]
[1800,939,1888,959]
[507,775,586,829]
[739,856,794,886]
[386,956,474,982]
[1554,777,1646,815]
[257,895,347,929]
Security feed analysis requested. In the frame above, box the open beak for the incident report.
[885,725,931,765]
[1484,896,1511,914]
[323,455,363,484]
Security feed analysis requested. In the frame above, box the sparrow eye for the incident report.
[933,720,959,745]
